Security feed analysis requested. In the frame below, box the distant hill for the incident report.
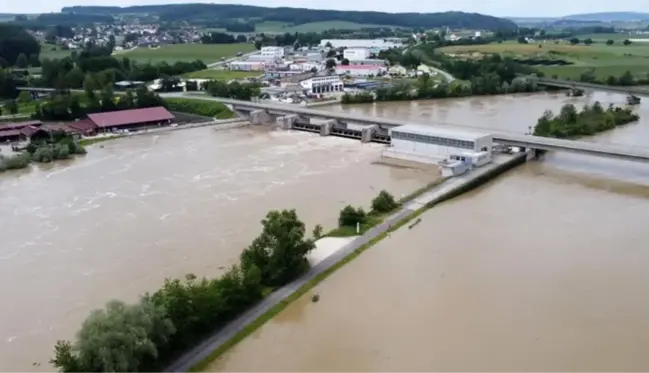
[561,12,649,22]
[61,4,517,31]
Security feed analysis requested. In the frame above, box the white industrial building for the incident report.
[260,46,285,58]
[383,125,493,173]
[299,75,344,94]
[320,39,402,51]
[229,60,266,71]
[335,64,387,77]
[343,47,371,61]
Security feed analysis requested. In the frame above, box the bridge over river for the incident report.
[181,95,649,164]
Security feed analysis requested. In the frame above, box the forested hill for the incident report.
[61,4,517,30]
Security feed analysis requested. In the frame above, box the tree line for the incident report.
[0,24,41,67]
[26,85,166,121]
[33,45,206,91]
[533,101,639,139]
[203,80,261,101]
[50,208,317,372]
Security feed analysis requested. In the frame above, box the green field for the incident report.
[39,43,74,60]
[184,69,262,80]
[125,43,256,64]
[439,41,649,80]
[256,20,398,33]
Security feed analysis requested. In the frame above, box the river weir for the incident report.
[2,91,649,371]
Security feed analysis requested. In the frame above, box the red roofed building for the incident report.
[67,119,98,136]
[87,106,174,131]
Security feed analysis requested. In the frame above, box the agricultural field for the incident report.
[183,69,262,80]
[125,43,256,64]
[256,20,398,33]
[39,43,73,60]
[439,40,649,80]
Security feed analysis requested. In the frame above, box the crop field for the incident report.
[439,41,649,79]
[256,20,398,33]
[125,43,256,64]
[183,69,262,80]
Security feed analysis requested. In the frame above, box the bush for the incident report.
[371,190,398,214]
[0,153,31,171]
[338,205,366,227]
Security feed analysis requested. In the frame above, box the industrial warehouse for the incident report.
[382,125,494,176]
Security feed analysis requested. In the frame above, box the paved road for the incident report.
[164,206,416,372]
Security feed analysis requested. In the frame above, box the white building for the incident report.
[320,39,402,51]
[229,60,266,71]
[260,46,285,58]
[343,47,371,61]
[299,75,344,94]
[383,125,493,167]
[335,64,387,77]
[290,62,321,72]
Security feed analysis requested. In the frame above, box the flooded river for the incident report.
[209,92,649,371]
[0,126,436,371]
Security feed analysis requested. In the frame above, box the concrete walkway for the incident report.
[164,156,522,372]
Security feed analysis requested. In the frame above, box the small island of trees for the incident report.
[533,101,639,139]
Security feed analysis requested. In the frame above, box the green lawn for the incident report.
[439,41,649,80]
[125,43,256,64]
[183,69,262,80]
[39,43,73,61]
[254,21,290,32]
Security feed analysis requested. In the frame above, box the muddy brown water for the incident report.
[207,92,649,371]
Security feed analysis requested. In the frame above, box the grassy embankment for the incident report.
[189,176,449,371]
[164,97,236,119]
[438,37,649,80]
[125,43,256,64]
[39,42,74,61]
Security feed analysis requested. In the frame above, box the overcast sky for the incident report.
[4,0,647,18]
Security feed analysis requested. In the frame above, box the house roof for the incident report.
[0,129,21,139]
[0,120,43,132]
[390,124,491,142]
[87,107,174,128]
[68,119,98,132]
[43,123,78,134]
[20,125,42,137]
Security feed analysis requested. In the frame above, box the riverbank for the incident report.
[168,153,527,372]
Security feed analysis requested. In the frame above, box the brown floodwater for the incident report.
[0,126,436,371]
[208,92,649,371]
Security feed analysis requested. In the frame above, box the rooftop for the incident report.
[390,124,491,142]
[87,107,174,128]
[336,65,382,70]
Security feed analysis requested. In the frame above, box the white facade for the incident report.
[299,75,344,94]
[335,65,386,77]
[320,39,402,50]
[290,62,321,72]
[343,48,371,61]
[383,125,493,165]
[260,46,285,58]
[228,61,266,71]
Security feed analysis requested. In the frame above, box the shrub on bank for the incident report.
[0,153,31,172]
[50,209,316,372]
[165,98,235,119]
[330,190,400,237]
[533,101,639,139]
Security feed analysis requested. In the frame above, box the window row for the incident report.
[391,131,475,149]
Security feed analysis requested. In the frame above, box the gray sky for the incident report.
[3,0,648,18]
